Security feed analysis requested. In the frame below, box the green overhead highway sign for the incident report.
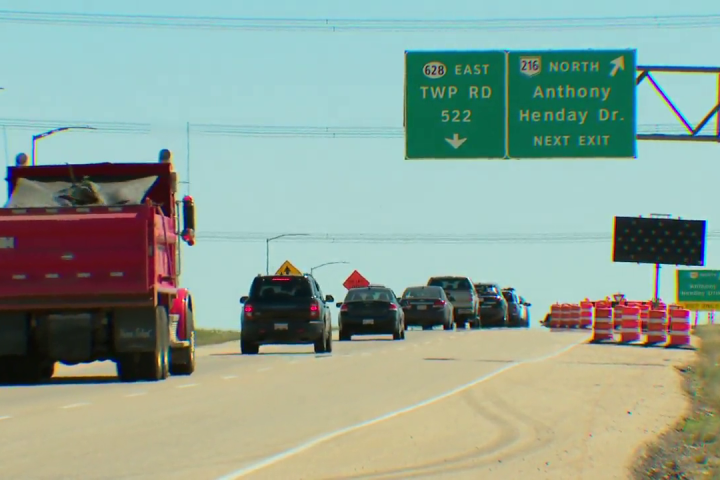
[507,49,637,159]
[404,49,638,160]
[404,51,507,159]
[676,269,720,311]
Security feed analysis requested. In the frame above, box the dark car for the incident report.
[399,285,455,331]
[475,283,508,327]
[336,286,405,341]
[502,287,529,328]
[239,274,334,354]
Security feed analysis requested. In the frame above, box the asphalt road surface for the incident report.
[0,328,694,480]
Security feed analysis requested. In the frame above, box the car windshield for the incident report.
[428,277,472,291]
[345,288,394,302]
[403,286,443,299]
[249,276,313,301]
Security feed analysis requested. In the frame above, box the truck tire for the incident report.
[170,309,196,376]
[314,326,329,354]
[117,306,170,382]
[0,356,54,385]
[324,327,333,353]
[240,339,259,355]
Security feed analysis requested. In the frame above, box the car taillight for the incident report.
[243,304,254,318]
[433,299,446,307]
[389,304,398,311]
[310,301,320,317]
[340,303,349,312]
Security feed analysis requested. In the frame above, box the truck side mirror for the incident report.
[240,296,248,304]
[181,195,196,246]
[335,302,343,308]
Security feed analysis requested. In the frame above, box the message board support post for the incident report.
[649,213,673,307]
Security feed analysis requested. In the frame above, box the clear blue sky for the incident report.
[1,0,719,329]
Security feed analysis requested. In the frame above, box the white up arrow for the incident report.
[609,56,625,77]
[445,133,467,149]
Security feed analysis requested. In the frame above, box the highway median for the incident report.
[633,325,720,479]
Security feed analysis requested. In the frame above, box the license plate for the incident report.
[459,308,472,314]
[417,305,427,310]
[363,319,374,325]
[274,323,288,330]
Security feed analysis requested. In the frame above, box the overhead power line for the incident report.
[196,231,720,245]
[191,123,702,138]
[0,119,695,138]
[0,118,150,134]
[0,10,718,32]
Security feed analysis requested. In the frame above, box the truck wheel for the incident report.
[241,339,260,355]
[313,329,327,354]
[392,324,404,340]
[170,309,196,376]
[324,328,333,353]
[121,306,170,382]
[456,320,467,329]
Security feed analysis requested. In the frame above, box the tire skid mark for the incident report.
[314,388,555,480]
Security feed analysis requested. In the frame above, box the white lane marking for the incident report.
[0,415,11,421]
[223,375,238,380]
[341,353,353,357]
[287,360,299,365]
[257,367,272,372]
[125,392,147,398]
[61,402,90,409]
[214,336,590,480]
[176,383,198,389]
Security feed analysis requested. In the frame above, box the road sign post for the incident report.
[404,50,507,159]
[676,269,720,311]
[507,49,637,158]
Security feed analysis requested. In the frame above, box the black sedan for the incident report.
[399,285,454,331]
[337,286,405,341]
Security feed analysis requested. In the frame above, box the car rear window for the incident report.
[428,277,472,291]
[402,286,443,299]
[502,291,517,303]
[249,276,313,301]
[345,288,394,302]
[475,284,500,296]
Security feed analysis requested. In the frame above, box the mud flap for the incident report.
[0,312,29,356]
[114,307,158,353]
[45,313,93,362]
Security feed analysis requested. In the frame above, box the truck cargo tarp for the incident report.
[4,176,159,208]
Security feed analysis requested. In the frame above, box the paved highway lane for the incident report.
[0,329,691,480]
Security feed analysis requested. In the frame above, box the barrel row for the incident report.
[549,301,691,348]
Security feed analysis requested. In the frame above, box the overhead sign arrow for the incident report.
[609,56,625,77]
[445,133,467,149]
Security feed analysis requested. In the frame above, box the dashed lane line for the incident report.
[60,402,90,409]
[176,383,198,389]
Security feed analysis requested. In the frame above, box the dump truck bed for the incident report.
[0,206,151,305]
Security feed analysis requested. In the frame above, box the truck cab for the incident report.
[0,149,197,384]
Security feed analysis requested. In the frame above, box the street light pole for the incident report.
[31,125,96,166]
[310,261,349,276]
[265,233,309,274]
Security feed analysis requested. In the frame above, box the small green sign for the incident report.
[404,50,507,159]
[676,269,720,311]
[507,50,637,159]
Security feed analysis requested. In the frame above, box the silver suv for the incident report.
[426,276,480,329]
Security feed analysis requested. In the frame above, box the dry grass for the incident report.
[633,325,720,479]
[195,329,241,346]
[195,326,340,347]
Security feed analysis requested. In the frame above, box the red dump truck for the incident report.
[0,149,197,384]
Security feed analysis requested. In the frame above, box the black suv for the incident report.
[239,274,334,354]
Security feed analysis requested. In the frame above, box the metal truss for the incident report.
[637,65,720,143]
